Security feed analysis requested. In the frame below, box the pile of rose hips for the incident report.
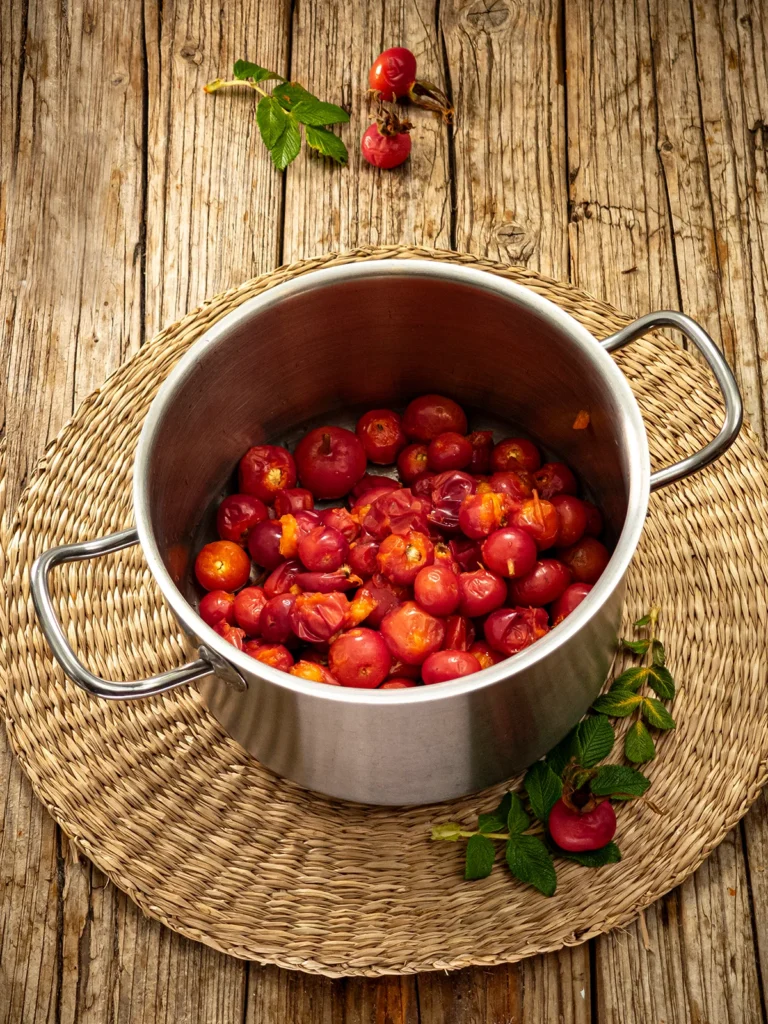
[362,47,452,169]
[193,394,611,689]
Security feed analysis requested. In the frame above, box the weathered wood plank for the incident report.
[143,0,291,333]
[441,0,569,273]
[281,0,451,261]
[566,2,764,1020]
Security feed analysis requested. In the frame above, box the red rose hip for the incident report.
[414,564,460,616]
[507,559,572,606]
[233,586,268,636]
[427,431,473,472]
[195,540,251,592]
[356,408,407,464]
[548,798,617,852]
[481,526,538,579]
[247,520,286,571]
[467,430,494,473]
[402,394,468,442]
[216,494,269,544]
[550,582,593,625]
[533,462,578,500]
[397,443,429,484]
[290,592,349,643]
[199,590,236,627]
[273,488,315,516]
[238,445,297,504]
[552,494,588,547]
[484,606,549,656]
[558,537,611,584]
[369,46,417,100]
[298,525,349,572]
[329,628,392,688]
[295,426,367,500]
[490,437,541,474]
[422,650,481,685]
[380,601,445,665]
[376,530,434,585]
[457,567,507,617]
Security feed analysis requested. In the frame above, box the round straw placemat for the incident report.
[3,246,768,976]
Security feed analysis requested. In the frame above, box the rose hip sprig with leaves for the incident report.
[432,607,674,896]
[205,60,349,169]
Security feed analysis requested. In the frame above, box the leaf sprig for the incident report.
[432,606,675,896]
[205,60,349,169]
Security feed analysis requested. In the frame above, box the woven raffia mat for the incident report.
[3,245,768,976]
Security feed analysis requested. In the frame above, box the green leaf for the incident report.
[635,613,651,628]
[611,666,651,691]
[273,81,314,110]
[620,638,651,655]
[545,726,580,777]
[652,639,666,666]
[506,835,557,896]
[256,96,288,149]
[592,688,644,717]
[292,97,350,126]
[269,114,301,170]
[642,697,676,731]
[624,720,656,763]
[431,822,462,841]
[591,764,650,800]
[611,665,675,699]
[507,792,530,835]
[555,841,622,867]
[478,793,512,834]
[465,834,496,880]
[304,125,349,165]
[233,59,283,84]
[524,761,563,824]
[577,715,615,766]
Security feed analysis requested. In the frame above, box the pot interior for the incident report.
[142,266,635,600]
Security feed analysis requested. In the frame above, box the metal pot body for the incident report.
[31,261,743,805]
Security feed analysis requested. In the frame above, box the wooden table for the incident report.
[2,0,767,1020]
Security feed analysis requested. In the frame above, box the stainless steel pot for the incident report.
[31,261,742,805]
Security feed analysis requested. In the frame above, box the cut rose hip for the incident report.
[507,559,572,607]
[195,540,251,592]
[481,526,538,579]
[239,445,297,504]
[427,431,473,472]
[489,470,533,501]
[380,601,445,665]
[379,678,417,689]
[356,408,407,464]
[458,491,514,540]
[433,541,460,573]
[290,592,349,643]
[558,537,611,584]
[216,494,269,544]
[414,564,460,616]
[402,394,468,441]
[290,661,340,685]
[457,567,507,617]
[484,606,549,656]
[351,473,400,501]
[247,642,294,672]
[376,530,434,585]
[363,488,431,539]
[533,461,578,500]
[550,582,593,625]
[510,494,559,549]
[295,426,367,500]
[329,627,392,688]
[212,621,246,650]
[199,590,236,627]
[421,650,481,685]
[321,506,360,543]
[468,641,504,669]
[264,559,302,598]
[233,586,268,636]
[428,470,476,533]
[443,614,475,651]
[490,437,541,474]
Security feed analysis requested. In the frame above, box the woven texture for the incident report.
[2,246,768,976]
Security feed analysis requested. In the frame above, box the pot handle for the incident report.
[30,528,233,700]
[601,311,743,490]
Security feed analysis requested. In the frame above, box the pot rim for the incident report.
[134,259,650,704]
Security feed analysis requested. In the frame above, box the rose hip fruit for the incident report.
[433,541,460,573]
[443,614,475,651]
[363,488,430,539]
[377,530,434,585]
[507,559,572,607]
[397,443,429,484]
[379,678,417,689]
[247,520,285,571]
[290,592,349,643]
[533,462,578,500]
[427,431,473,472]
[264,559,302,598]
[212,621,246,650]
[295,426,367,500]
[511,495,559,549]
[558,537,611,584]
[428,470,476,533]
[349,536,379,578]
[248,642,294,672]
[402,394,468,442]
[369,46,417,100]
[489,470,533,501]
[290,661,340,685]
[274,488,315,516]
[414,564,460,616]
[216,494,269,544]
[484,606,549,656]
[552,494,588,547]
[233,586,268,636]
[260,593,297,644]
[548,798,617,852]
[195,540,251,592]
[329,627,392,688]
[321,506,360,542]
[457,567,507,617]
[356,408,407,464]
[583,501,604,537]
[296,568,361,592]
[380,601,446,665]
[468,641,503,669]
[467,430,494,473]
[458,491,513,540]
[351,474,399,501]
[239,445,297,504]
[449,537,482,572]
[550,582,593,625]
[481,526,538,579]
[490,437,541,474]
[361,121,412,169]
[199,590,236,627]
[422,650,481,685]
[298,525,349,573]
